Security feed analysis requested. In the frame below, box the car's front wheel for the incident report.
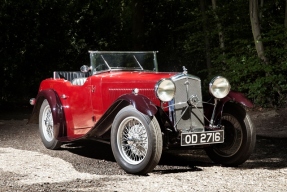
[111,106,162,175]
[205,105,256,166]
[39,99,62,149]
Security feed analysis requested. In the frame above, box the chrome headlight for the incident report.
[155,79,175,102]
[209,76,231,99]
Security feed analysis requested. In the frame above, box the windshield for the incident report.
[89,51,158,74]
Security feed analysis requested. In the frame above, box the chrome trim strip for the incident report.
[89,51,158,54]
[53,71,58,79]
[171,73,201,82]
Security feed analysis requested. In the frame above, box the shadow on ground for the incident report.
[62,140,116,162]
[61,134,287,172]
[1,107,286,174]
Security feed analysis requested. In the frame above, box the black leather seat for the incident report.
[53,71,89,82]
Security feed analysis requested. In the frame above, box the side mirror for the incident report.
[80,65,90,73]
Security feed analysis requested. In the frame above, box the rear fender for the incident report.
[86,93,158,137]
[28,89,66,139]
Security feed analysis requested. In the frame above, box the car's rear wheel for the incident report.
[205,105,256,166]
[111,106,162,175]
[39,99,62,149]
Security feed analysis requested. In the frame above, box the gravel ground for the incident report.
[0,108,287,191]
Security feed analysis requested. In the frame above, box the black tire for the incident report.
[39,99,62,149]
[205,105,256,166]
[111,106,162,175]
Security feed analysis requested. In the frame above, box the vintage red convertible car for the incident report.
[29,51,256,174]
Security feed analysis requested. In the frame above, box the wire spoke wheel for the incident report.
[205,105,256,166]
[111,106,162,175]
[41,104,54,142]
[39,99,62,149]
[118,117,148,165]
[213,114,243,157]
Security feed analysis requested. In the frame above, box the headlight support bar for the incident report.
[209,98,218,127]
[167,98,217,129]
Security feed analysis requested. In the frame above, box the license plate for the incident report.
[181,130,224,146]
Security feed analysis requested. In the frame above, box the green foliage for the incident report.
[213,55,287,107]
[0,0,287,108]
[176,0,287,107]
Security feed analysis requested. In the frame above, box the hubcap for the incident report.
[117,117,148,165]
[41,105,54,142]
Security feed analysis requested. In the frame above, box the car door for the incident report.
[67,77,94,136]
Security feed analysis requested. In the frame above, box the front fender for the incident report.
[86,93,158,138]
[28,89,66,139]
[204,91,253,125]
[118,93,158,116]
[221,91,253,108]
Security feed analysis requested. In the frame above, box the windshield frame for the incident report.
[89,51,159,74]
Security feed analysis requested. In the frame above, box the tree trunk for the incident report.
[200,0,211,75]
[259,0,264,22]
[132,0,144,50]
[211,0,225,56]
[285,0,287,28]
[249,0,268,63]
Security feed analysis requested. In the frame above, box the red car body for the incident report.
[34,71,177,140]
[29,51,256,175]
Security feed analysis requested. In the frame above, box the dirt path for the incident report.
[0,108,287,191]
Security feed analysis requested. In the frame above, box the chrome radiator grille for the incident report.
[171,74,204,132]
